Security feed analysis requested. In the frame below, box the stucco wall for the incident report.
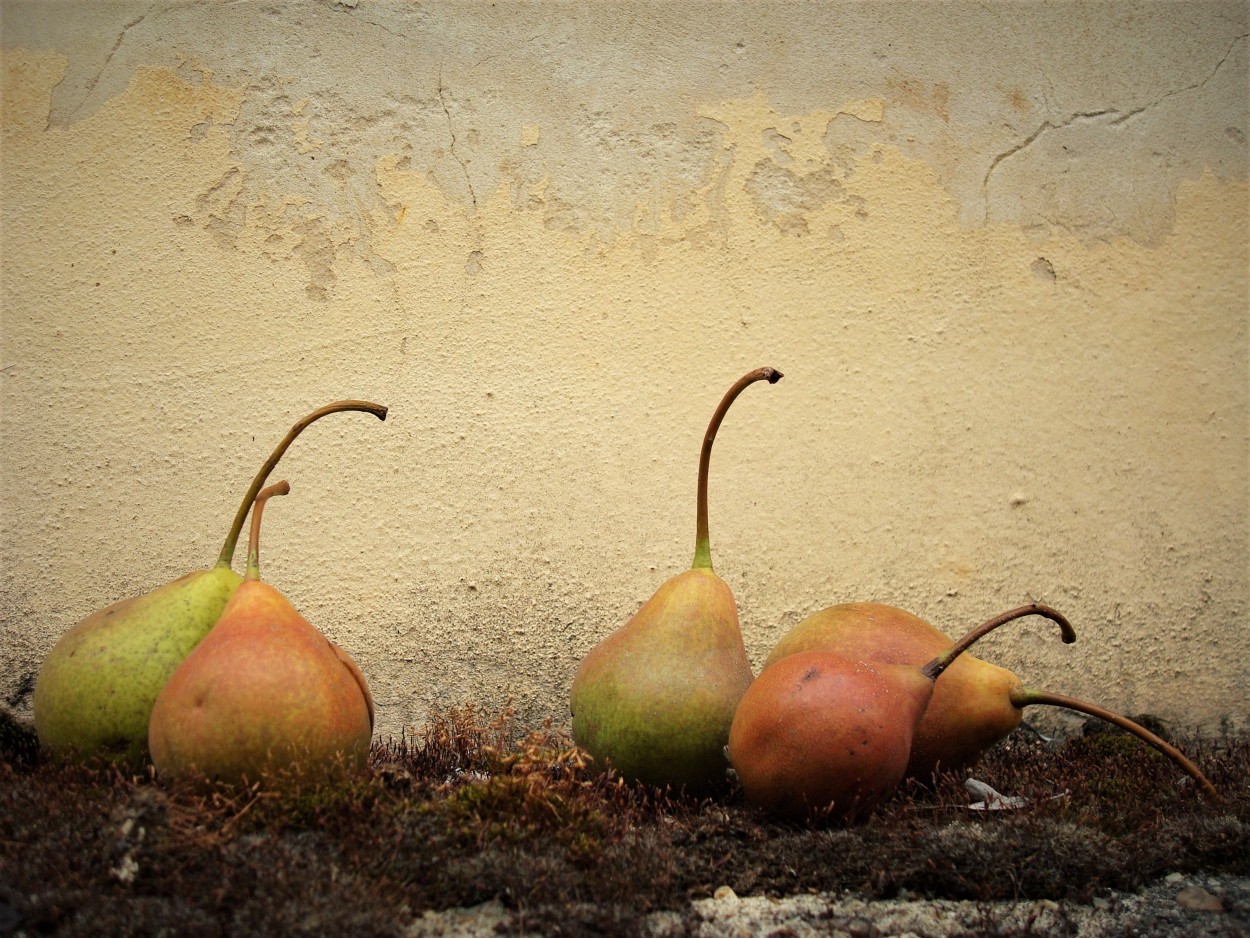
[2,0,1246,741]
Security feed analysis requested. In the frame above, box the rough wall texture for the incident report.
[2,0,1247,740]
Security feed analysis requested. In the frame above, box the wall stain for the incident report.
[745,161,844,235]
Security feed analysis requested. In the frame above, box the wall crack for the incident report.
[57,4,155,127]
[981,110,1117,218]
[437,67,477,210]
[1111,32,1248,125]
[361,18,405,40]
[981,32,1246,223]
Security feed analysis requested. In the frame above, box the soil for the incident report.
[1,706,1247,937]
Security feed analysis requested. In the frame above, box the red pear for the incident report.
[148,482,373,786]
[730,606,1070,822]
[728,650,930,822]
[765,602,1218,799]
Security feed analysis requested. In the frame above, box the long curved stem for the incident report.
[692,367,783,570]
[1010,687,1221,801]
[921,604,1075,681]
[245,481,291,582]
[216,400,388,568]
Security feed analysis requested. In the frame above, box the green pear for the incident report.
[33,400,387,766]
[765,602,1219,798]
[729,607,1070,822]
[149,481,374,785]
[570,367,782,791]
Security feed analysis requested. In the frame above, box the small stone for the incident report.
[109,854,139,884]
[1092,897,1111,911]
[713,885,739,902]
[1177,886,1224,912]
[1165,872,1185,884]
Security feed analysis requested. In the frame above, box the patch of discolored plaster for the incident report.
[1031,257,1057,283]
[195,166,247,251]
[888,76,952,123]
[292,216,341,301]
[731,98,885,236]
[4,1,1246,254]
[695,95,891,242]
[745,162,843,236]
[501,112,735,245]
[87,59,242,137]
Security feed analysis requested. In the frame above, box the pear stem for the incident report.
[1009,687,1222,801]
[215,400,388,569]
[245,481,291,582]
[921,604,1075,682]
[692,367,783,570]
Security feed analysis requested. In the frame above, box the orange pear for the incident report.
[765,602,1218,798]
[728,650,932,822]
[148,482,373,785]
[33,400,386,766]
[570,367,782,791]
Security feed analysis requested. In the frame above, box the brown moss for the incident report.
[0,706,1246,937]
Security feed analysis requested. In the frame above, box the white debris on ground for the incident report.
[964,777,1029,811]
[963,776,1070,812]
[403,874,1250,937]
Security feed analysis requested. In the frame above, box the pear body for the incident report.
[570,567,753,791]
[765,603,1024,778]
[148,579,373,785]
[728,649,932,822]
[33,565,243,765]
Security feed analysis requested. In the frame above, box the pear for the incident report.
[148,481,374,785]
[33,400,387,765]
[729,606,1070,822]
[765,602,1219,798]
[728,650,931,822]
[570,367,783,791]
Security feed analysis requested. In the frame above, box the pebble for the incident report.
[713,885,738,902]
[1176,886,1224,912]
[405,900,510,937]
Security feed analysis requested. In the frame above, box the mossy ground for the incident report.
[1,707,1247,937]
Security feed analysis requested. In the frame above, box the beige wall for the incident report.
[2,1,1246,740]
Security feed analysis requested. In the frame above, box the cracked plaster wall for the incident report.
[1,1,1247,741]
